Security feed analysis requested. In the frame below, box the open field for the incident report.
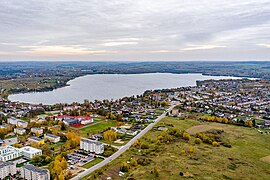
[83,115,270,180]
[72,121,117,137]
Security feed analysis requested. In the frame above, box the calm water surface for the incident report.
[9,73,240,105]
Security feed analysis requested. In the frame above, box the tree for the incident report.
[103,130,117,143]
[130,158,137,167]
[120,162,129,172]
[58,172,65,180]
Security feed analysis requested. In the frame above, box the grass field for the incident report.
[82,158,104,169]
[76,121,117,137]
[82,115,270,180]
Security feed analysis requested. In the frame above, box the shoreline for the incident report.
[7,72,249,97]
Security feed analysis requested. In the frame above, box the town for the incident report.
[0,78,269,179]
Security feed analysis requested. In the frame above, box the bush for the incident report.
[120,162,129,172]
[182,131,191,141]
[212,141,219,147]
[194,138,202,144]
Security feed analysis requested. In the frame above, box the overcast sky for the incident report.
[0,0,270,61]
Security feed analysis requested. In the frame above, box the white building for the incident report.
[17,120,28,128]
[0,146,21,162]
[14,128,26,135]
[80,138,104,154]
[7,117,28,128]
[7,117,19,125]
[0,161,16,179]
[44,134,60,143]
[31,127,43,135]
[20,146,42,159]
[21,164,50,180]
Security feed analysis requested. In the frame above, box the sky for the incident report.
[0,0,270,61]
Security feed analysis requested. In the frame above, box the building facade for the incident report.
[0,161,16,179]
[21,164,50,180]
[44,134,60,143]
[20,146,42,159]
[0,146,21,162]
[80,138,104,154]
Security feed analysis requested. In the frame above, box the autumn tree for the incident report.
[103,130,117,143]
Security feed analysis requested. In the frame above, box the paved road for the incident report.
[72,102,179,180]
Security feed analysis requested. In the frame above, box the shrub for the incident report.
[194,138,202,144]
[182,131,191,141]
[212,141,219,147]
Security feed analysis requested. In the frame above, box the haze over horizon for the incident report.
[0,0,270,61]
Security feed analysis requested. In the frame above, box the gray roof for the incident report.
[81,138,103,145]
[22,164,49,174]
[0,161,15,168]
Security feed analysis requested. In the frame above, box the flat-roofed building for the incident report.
[14,128,26,135]
[20,146,42,159]
[0,145,21,162]
[31,127,43,135]
[0,161,16,179]
[80,138,104,154]
[21,164,50,180]
[44,134,60,143]
[28,137,45,146]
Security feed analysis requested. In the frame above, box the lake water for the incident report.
[9,73,240,105]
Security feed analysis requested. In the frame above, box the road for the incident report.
[72,102,179,180]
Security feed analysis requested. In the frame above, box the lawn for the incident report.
[82,158,104,169]
[81,115,270,180]
[77,121,117,137]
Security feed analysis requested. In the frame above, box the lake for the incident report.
[8,73,240,105]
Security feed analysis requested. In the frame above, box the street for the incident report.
[71,102,179,180]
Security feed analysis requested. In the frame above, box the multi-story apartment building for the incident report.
[21,164,50,180]
[44,134,60,143]
[80,138,104,154]
[31,127,43,135]
[14,128,26,135]
[0,161,16,179]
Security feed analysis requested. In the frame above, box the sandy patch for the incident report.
[260,155,270,163]
[186,125,214,135]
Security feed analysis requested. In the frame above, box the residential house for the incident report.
[44,134,60,143]
[28,137,45,146]
[14,128,26,135]
[31,127,43,135]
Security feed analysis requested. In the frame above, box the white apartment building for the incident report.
[0,161,16,179]
[14,128,26,135]
[80,138,104,154]
[20,146,42,159]
[31,127,44,135]
[7,117,28,128]
[44,134,60,143]
[21,164,50,180]
[0,146,21,162]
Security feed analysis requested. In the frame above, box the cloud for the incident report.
[0,0,269,60]
[101,42,138,47]
[19,45,115,55]
[181,45,227,51]
[257,44,270,48]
